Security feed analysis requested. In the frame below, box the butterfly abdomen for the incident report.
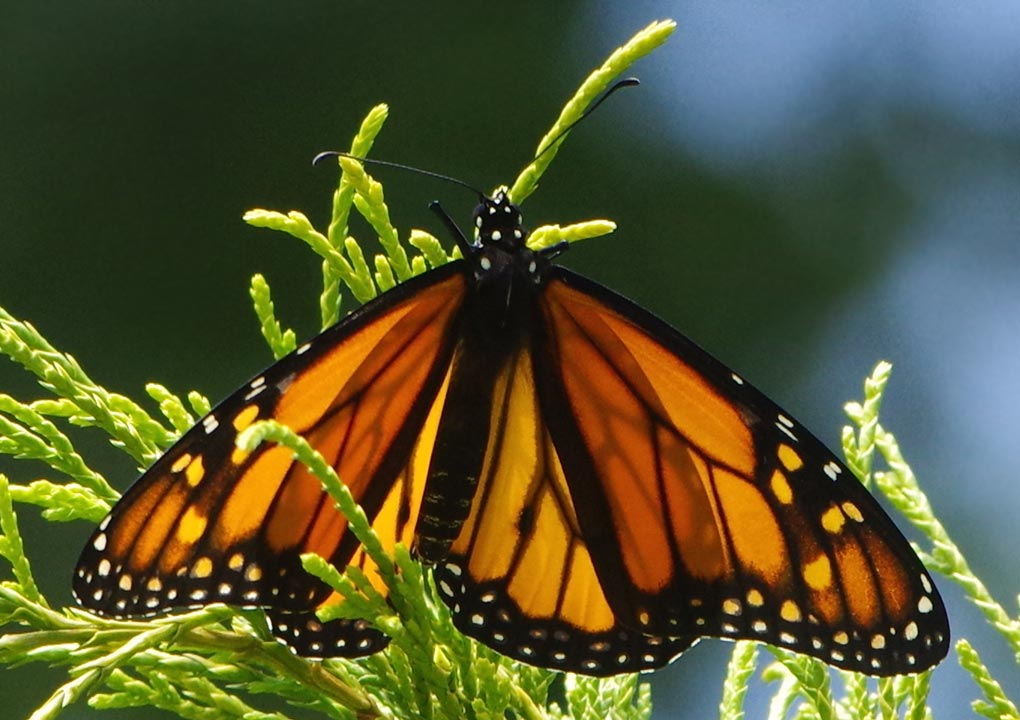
[416,257,538,562]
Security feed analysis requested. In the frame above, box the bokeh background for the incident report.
[2,2,1017,718]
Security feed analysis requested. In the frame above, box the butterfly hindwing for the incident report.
[431,345,697,675]
[74,264,468,656]
[532,268,949,675]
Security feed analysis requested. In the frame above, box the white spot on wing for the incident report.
[244,385,266,401]
[904,621,919,640]
[776,421,798,442]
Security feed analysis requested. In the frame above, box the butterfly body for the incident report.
[74,189,949,676]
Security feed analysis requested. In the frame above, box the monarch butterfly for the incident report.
[73,184,949,677]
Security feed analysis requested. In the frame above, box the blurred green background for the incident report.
[2,2,1018,718]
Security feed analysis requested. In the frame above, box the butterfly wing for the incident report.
[73,263,468,657]
[521,268,949,675]
[431,343,697,675]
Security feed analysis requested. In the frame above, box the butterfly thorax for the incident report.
[461,189,549,347]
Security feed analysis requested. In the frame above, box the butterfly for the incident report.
[73,186,949,677]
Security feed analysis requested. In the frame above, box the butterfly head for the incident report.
[473,188,527,250]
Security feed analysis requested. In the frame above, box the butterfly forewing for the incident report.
[74,265,468,656]
[534,269,949,675]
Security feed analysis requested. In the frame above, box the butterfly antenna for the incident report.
[313,150,485,255]
[314,78,638,194]
[532,77,640,162]
[312,151,486,197]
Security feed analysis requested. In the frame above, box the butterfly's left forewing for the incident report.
[74,264,468,657]
[532,268,949,676]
